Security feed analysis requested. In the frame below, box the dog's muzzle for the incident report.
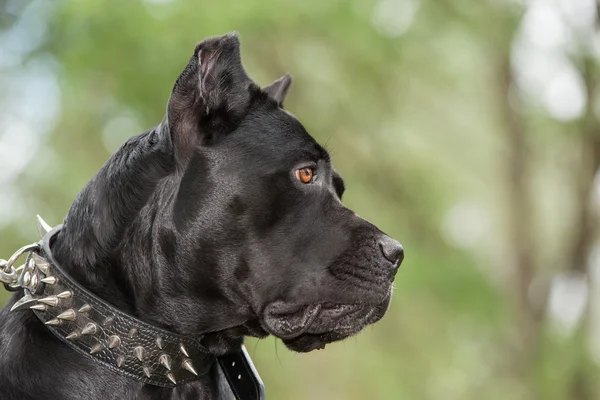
[259,230,403,353]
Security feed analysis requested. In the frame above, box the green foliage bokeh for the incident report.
[1,1,599,399]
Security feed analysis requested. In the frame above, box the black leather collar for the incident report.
[10,225,265,399]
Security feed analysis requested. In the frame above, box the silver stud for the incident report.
[182,359,198,376]
[41,276,57,285]
[143,366,151,378]
[116,355,125,368]
[159,354,171,371]
[179,344,189,357]
[38,296,58,307]
[30,274,39,289]
[56,291,72,299]
[26,257,35,271]
[57,309,76,321]
[90,342,103,354]
[102,315,114,326]
[79,304,92,313]
[81,322,97,335]
[31,253,50,275]
[166,373,176,385]
[134,346,145,361]
[108,335,121,349]
[156,336,164,349]
[45,318,60,326]
[128,328,138,338]
[29,304,47,311]
[66,331,80,340]
[22,271,31,286]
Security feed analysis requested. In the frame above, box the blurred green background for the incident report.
[1,0,600,399]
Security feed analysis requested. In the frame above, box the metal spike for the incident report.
[179,344,189,357]
[81,322,97,335]
[40,276,57,285]
[108,335,121,349]
[66,331,80,340]
[37,215,52,237]
[159,354,171,371]
[31,253,50,275]
[29,304,47,311]
[102,315,114,326]
[56,291,72,299]
[133,346,145,361]
[45,318,60,326]
[182,359,198,376]
[10,294,38,312]
[57,309,76,321]
[166,373,176,385]
[116,355,125,368]
[38,296,58,307]
[78,304,92,313]
[128,328,138,338]
[156,336,163,349]
[16,262,28,273]
[143,366,151,378]
[90,342,103,354]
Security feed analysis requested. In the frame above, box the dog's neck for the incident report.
[50,127,171,309]
[50,126,253,355]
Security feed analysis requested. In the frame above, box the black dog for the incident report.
[0,33,403,399]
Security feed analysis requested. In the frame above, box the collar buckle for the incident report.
[1,243,40,291]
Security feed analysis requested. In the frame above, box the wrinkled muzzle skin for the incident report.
[53,33,404,356]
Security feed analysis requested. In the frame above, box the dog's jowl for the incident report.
[0,33,404,400]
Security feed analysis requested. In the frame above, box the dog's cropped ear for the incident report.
[166,32,253,156]
[263,73,292,107]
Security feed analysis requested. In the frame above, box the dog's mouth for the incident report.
[260,295,391,352]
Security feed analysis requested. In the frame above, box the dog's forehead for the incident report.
[231,104,330,162]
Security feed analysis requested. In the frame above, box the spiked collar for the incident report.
[5,222,265,400]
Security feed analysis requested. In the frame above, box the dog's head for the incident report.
[157,33,403,353]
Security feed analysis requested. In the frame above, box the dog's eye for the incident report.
[295,167,314,184]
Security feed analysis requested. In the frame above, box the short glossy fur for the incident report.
[0,33,404,400]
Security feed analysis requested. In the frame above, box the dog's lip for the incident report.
[279,305,381,352]
[262,290,393,352]
[260,302,323,340]
[260,301,379,340]
[307,304,378,334]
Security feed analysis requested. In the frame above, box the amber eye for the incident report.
[295,167,314,184]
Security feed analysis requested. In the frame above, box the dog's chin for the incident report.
[261,296,391,353]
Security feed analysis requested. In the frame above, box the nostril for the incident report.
[378,237,404,267]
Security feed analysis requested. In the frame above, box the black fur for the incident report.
[0,33,403,399]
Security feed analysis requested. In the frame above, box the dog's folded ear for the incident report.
[166,32,253,156]
[263,73,292,108]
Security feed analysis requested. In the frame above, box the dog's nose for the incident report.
[378,236,404,269]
